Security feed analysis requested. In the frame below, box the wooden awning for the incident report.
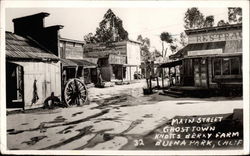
[61,59,97,68]
[158,59,182,68]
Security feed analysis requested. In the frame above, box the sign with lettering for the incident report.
[188,49,223,56]
[188,30,242,44]
[131,113,243,150]
[109,54,126,64]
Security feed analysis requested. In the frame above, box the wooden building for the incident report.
[6,12,65,109]
[84,40,141,82]
[59,38,98,85]
[5,32,61,110]
[160,24,242,96]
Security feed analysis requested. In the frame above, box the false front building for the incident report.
[83,40,141,82]
[59,38,98,86]
[161,24,242,96]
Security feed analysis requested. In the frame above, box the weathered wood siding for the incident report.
[126,42,141,66]
[124,41,141,81]
[13,61,61,109]
[64,42,84,59]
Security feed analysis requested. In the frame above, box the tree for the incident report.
[137,35,151,62]
[179,32,188,47]
[170,44,177,53]
[83,33,96,44]
[203,15,214,27]
[84,9,128,43]
[152,49,163,63]
[228,7,242,24]
[184,7,205,29]
[160,32,173,57]
[217,20,229,26]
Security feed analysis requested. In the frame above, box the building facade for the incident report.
[161,24,242,95]
[59,38,98,86]
[6,32,61,110]
[84,40,141,82]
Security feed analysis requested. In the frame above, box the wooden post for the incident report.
[121,65,123,83]
[156,77,159,89]
[174,66,176,85]
[129,66,131,81]
[169,67,171,86]
[161,68,164,89]
[149,76,152,92]
[82,67,84,83]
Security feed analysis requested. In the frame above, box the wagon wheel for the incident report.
[64,78,88,106]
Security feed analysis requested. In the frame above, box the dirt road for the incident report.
[6,81,243,150]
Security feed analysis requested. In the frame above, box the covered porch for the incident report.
[60,58,98,85]
[158,59,182,89]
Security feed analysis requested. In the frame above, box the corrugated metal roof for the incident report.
[61,58,97,68]
[5,32,59,61]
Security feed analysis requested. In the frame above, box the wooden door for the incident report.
[194,58,208,88]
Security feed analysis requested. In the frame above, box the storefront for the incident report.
[83,40,141,82]
[161,24,242,96]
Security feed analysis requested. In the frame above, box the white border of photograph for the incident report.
[0,0,249,155]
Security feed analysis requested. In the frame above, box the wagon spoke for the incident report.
[64,78,88,106]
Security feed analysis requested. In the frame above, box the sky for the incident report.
[5,7,229,51]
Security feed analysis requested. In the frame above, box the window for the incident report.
[214,59,221,75]
[231,57,240,75]
[213,56,241,77]
[222,58,230,75]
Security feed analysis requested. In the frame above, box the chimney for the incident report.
[12,12,63,56]
[13,12,49,36]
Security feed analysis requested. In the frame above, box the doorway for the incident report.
[193,58,208,88]
[6,62,24,109]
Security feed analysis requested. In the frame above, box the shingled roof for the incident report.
[5,32,59,61]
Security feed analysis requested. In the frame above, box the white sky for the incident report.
[5,7,228,51]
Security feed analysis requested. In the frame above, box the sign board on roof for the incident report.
[188,30,242,44]
[188,49,223,56]
[108,54,126,64]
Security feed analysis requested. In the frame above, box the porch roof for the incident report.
[159,59,183,68]
[61,58,97,68]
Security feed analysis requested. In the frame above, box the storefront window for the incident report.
[222,58,230,75]
[213,56,241,77]
[231,57,240,75]
[214,59,221,75]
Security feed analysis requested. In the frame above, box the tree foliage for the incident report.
[160,32,173,43]
[179,32,188,47]
[83,33,96,44]
[203,15,214,27]
[84,9,128,43]
[217,20,229,26]
[160,32,174,57]
[228,7,242,24]
[137,35,151,62]
[184,7,205,29]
